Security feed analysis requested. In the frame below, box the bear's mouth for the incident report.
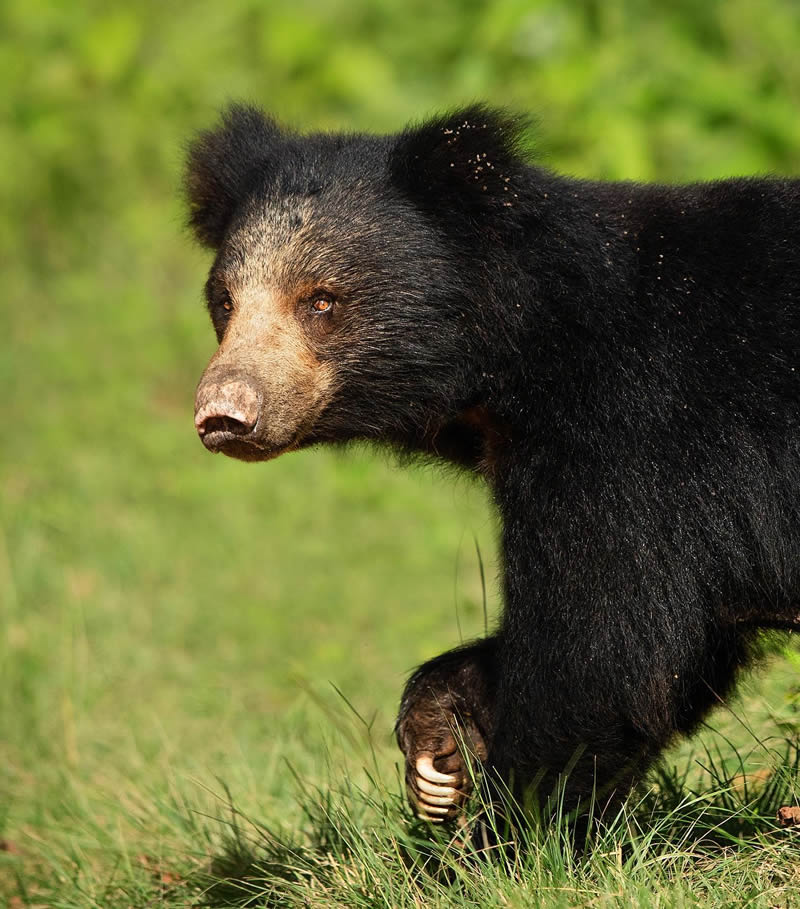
[197,398,329,463]
[201,427,302,462]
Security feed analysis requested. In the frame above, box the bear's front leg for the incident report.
[396,638,497,822]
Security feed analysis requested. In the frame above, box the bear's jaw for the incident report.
[200,429,300,462]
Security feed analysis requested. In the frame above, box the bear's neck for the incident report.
[457,170,641,451]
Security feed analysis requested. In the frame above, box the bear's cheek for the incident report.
[194,304,337,460]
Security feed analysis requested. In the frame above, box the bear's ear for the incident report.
[184,104,284,249]
[389,105,530,218]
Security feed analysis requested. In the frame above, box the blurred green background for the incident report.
[2,0,800,901]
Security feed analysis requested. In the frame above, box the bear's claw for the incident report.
[417,754,459,785]
[414,754,460,821]
[396,668,491,823]
[397,714,487,822]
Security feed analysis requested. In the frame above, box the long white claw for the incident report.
[416,802,450,816]
[417,812,444,823]
[417,790,455,806]
[417,777,456,798]
[416,755,458,785]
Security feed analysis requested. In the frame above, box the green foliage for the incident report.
[1,0,800,905]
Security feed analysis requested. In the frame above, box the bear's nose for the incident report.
[194,378,260,445]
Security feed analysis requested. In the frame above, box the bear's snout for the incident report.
[195,377,260,452]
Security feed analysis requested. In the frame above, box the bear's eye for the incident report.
[309,294,335,314]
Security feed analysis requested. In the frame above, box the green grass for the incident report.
[4,674,800,907]
[2,0,800,905]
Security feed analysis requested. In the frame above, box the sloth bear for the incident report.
[186,104,800,824]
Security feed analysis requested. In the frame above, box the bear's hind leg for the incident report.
[396,638,497,822]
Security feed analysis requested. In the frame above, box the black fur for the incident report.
[186,105,800,817]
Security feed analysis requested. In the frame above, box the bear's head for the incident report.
[186,105,529,462]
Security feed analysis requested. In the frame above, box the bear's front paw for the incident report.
[396,704,487,823]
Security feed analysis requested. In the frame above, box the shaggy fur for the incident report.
[186,104,800,819]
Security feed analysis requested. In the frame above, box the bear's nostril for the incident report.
[198,413,256,437]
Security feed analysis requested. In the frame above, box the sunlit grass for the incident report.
[5,691,800,908]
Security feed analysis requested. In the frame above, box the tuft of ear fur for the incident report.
[389,104,531,218]
[184,104,284,248]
